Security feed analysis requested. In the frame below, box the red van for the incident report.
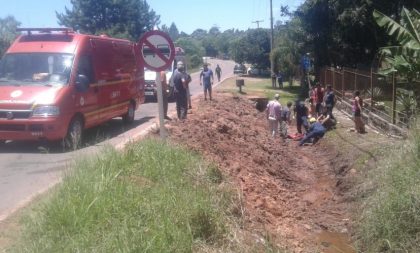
[0,28,145,149]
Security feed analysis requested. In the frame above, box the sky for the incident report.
[0,0,305,34]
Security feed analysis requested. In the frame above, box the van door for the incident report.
[91,39,128,122]
[73,54,101,128]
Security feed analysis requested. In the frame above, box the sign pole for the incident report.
[156,72,166,139]
[138,30,175,139]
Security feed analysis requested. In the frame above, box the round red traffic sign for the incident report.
[138,31,175,72]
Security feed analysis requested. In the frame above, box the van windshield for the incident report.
[0,53,74,86]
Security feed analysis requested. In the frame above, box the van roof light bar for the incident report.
[16,28,74,35]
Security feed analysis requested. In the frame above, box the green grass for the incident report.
[357,121,420,252]
[8,139,281,252]
[216,77,300,105]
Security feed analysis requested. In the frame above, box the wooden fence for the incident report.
[319,66,418,134]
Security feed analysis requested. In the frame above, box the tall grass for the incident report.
[10,139,238,252]
[358,122,420,252]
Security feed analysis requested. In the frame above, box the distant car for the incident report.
[233,64,246,75]
[247,66,271,77]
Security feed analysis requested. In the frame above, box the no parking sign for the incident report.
[138,31,175,72]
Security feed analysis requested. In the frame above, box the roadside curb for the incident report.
[114,123,158,151]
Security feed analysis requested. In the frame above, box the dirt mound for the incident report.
[168,94,353,252]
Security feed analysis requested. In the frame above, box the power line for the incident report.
[252,20,264,28]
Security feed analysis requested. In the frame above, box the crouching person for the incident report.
[299,117,326,146]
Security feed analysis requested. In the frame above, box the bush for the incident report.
[189,54,202,69]
[358,120,420,252]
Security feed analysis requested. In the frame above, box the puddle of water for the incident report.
[316,231,356,253]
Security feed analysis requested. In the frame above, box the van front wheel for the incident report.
[123,102,135,124]
[63,116,83,150]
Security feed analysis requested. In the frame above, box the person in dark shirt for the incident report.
[299,117,327,146]
[173,61,191,120]
[324,85,335,120]
[215,64,222,82]
[200,63,214,100]
[293,100,309,134]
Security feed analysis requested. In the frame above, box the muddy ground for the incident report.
[167,93,367,253]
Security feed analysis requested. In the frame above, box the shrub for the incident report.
[358,120,420,252]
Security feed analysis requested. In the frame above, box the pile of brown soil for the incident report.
[168,94,354,253]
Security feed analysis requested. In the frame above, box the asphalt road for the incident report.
[0,59,236,221]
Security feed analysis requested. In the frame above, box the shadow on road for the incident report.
[0,116,154,154]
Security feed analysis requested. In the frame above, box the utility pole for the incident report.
[252,20,264,28]
[270,0,275,88]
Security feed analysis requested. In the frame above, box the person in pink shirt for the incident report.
[266,94,282,137]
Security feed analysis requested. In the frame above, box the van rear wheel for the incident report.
[122,102,135,124]
[63,116,83,150]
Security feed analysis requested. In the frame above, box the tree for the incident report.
[0,16,20,56]
[190,29,207,40]
[160,24,169,34]
[209,26,221,36]
[56,0,159,40]
[229,37,248,64]
[229,29,270,68]
[373,8,420,80]
[295,0,420,69]
[272,15,307,85]
[168,22,179,41]
[175,37,205,68]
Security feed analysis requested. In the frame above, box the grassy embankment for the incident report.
[356,122,420,252]
[3,77,297,252]
[216,77,299,105]
[6,139,284,252]
[219,76,420,251]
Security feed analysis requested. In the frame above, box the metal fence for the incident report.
[320,66,419,132]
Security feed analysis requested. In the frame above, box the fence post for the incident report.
[392,73,396,124]
[342,67,345,99]
[370,68,374,107]
[324,67,327,85]
[354,69,357,91]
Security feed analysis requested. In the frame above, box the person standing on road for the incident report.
[173,61,191,120]
[215,64,222,82]
[352,90,366,133]
[200,63,214,100]
[266,94,282,137]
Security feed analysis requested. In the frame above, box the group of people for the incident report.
[266,83,338,146]
[160,62,222,121]
[266,81,367,146]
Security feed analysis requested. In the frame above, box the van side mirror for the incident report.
[75,74,90,92]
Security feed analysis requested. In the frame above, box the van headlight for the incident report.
[32,106,60,117]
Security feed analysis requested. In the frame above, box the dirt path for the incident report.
[167,93,358,252]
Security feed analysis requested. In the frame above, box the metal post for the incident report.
[324,67,327,87]
[354,69,357,91]
[370,68,374,107]
[342,67,345,99]
[156,72,167,139]
[270,0,275,89]
[392,73,396,124]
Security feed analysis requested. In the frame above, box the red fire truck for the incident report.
[0,28,145,149]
